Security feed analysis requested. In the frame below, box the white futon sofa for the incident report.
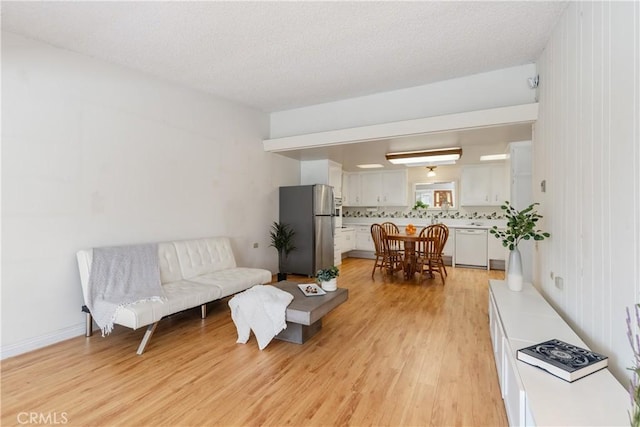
[77,236,272,354]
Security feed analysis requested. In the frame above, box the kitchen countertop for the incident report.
[342,218,506,230]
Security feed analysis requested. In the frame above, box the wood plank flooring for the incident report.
[1,258,508,427]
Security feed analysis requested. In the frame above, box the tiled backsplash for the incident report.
[343,207,505,220]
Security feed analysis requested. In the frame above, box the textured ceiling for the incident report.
[1,1,567,112]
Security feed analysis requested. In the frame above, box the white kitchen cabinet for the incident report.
[335,228,356,257]
[342,228,356,252]
[344,172,362,206]
[442,232,454,258]
[329,163,343,198]
[490,164,508,205]
[344,170,408,207]
[334,230,345,266]
[381,170,408,205]
[354,225,375,251]
[301,160,342,197]
[460,164,507,206]
[360,173,382,205]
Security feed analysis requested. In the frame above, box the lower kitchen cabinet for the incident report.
[334,230,345,266]
[343,228,356,252]
[334,228,357,265]
[355,225,375,251]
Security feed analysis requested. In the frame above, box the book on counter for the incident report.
[516,338,608,383]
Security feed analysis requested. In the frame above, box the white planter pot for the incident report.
[320,278,337,292]
[507,247,523,292]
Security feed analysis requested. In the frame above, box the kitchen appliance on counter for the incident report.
[455,228,488,268]
[279,184,335,276]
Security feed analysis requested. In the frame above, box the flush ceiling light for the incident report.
[356,163,384,169]
[480,154,510,161]
[385,147,462,165]
[426,167,436,177]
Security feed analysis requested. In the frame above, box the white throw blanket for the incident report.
[88,243,165,336]
[228,285,294,350]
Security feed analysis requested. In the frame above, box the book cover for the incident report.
[516,339,608,382]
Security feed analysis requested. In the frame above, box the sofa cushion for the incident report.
[188,267,272,298]
[158,242,183,284]
[113,280,223,330]
[173,237,237,279]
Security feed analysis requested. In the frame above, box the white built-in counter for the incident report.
[489,280,628,426]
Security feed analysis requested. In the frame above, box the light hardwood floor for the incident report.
[1,258,508,427]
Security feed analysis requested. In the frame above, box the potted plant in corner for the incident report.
[316,265,339,292]
[490,201,550,292]
[269,221,296,282]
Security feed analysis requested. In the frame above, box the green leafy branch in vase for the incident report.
[490,201,550,250]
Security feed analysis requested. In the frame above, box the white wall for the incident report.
[1,33,300,357]
[535,1,640,384]
[270,64,537,138]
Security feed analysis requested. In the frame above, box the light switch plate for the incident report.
[555,276,563,290]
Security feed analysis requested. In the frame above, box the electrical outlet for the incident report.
[253,242,259,248]
[555,276,563,290]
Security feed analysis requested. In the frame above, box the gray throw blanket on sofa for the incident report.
[88,243,165,336]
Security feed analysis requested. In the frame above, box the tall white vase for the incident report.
[507,247,524,292]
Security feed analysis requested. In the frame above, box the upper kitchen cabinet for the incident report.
[460,164,507,206]
[301,160,343,197]
[344,170,408,207]
[343,172,361,206]
[329,163,343,197]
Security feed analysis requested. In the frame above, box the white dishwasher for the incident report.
[455,228,488,268]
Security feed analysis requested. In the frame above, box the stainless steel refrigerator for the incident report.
[279,184,335,276]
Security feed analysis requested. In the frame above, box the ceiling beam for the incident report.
[263,103,538,152]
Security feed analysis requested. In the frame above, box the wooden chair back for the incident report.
[370,223,387,256]
[381,222,402,252]
[416,225,439,260]
[381,222,399,235]
[432,223,449,255]
[415,224,449,284]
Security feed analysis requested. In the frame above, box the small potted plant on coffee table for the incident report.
[316,265,339,292]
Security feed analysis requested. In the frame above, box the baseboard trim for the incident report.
[345,250,375,259]
[489,259,506,271]
[1,323,85,360]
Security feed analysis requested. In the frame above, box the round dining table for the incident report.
[385,232,430,279]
